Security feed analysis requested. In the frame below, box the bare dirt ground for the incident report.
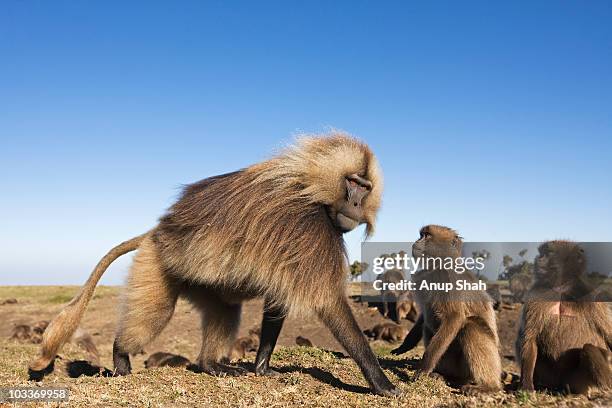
[1,286,610,407]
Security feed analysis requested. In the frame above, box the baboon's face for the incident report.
[412,225,462,259]
[328,174,373,233]
[535,241,586,285]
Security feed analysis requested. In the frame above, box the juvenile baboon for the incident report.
[516,240,612,394]
[296,336,314,347]
[391,225,502,394]
[145,352,192,369]
[364,322,407,342]
[29,134,398,396]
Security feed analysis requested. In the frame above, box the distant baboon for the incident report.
[32,320,50,333]
[517,240,612,394]
[296,336,314,347]
[227,329,260,362]
[380,269,405,322]
[11,325,32,342]
[486,285,502,311]
[29,134,398,396]
[392,225,502,394]
[72,329,101,366]
[396,292,418,322]
[364,322,407,342]
[509,272,533,303]
[1,298,18,305]
[14,321,99,364]
[30,321,50,344]
[145,352,191,369]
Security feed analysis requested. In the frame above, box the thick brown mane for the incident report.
[154,132,381,314]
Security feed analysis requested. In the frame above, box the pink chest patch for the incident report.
[550,302,576,317]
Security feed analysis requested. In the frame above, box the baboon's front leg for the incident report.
[318,297,399,396]
[391,314,423,355]
[113,339,132,376]
[415,313,462,378]
[519,339,537,391]
[254,301,285,376]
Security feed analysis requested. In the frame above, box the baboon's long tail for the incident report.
[29,233,148,374]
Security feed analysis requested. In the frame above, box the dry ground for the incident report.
[1,286,610,407]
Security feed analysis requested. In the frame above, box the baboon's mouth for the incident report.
[336,213,360,232]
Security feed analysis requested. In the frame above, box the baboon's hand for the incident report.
[390,345,408,355]
[372,383,402,397]
[413,369,432,381]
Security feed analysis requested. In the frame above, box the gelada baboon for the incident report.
[227,328,260,362]
[392,225,502,394]
[396,292,418,322]
[296,336,314,347]
[29,133,399,396]
[364,322,407,342]
[380,268,405,322]
[145,352,192,369]
[517,240,612,394]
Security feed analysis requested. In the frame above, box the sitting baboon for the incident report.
[517,240,612,394]
[145,352,192,369]
[380,268,405,322]
[364,322,407,342]
[296,336,314,347]
[396,292,418,322]
[392,225,502,394]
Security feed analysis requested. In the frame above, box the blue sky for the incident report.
[1,1,611,285]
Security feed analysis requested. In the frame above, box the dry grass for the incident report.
[0,286,610,407]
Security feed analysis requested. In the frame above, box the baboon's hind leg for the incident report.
[459,319,502,395]
[185,288,247,376]
[113,237,180,375]
[568,344,612,394]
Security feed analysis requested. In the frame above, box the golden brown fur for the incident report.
[517,240,612,394]
[392,225,502,394]
[29,234,147,371]
[29,133,398,396]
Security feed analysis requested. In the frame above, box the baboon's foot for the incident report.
[112,340,132,376]
[413,369,443,382]
[255,367,280,376]
[112,364,132,377]
[200,361,248,377]
[460,383,500,395]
